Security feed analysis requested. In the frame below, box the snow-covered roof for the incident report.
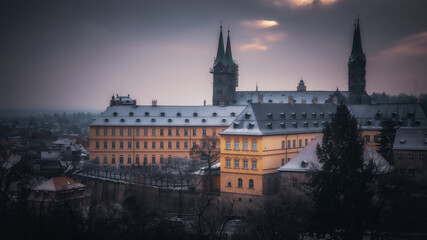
[33,176,85,191]
[2,154,22,170]
[221,103,336,136]
[349,103,427,130]
[41,151,61,160]
[393,127,427,151]
[233,91,347,105]
[90,105,246,127]
[52,138,72,145]
[278,136,393,174]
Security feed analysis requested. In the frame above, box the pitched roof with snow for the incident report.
[90,105,246,127]
[33,176,85,192]
[221,103,336,136]
[278,136,393,174]
[393,127,427,151]
[233,91,348,105]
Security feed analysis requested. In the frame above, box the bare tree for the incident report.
[191,136,220,192]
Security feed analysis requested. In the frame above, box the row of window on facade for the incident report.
[227,178,255,189]
[396,153,425,162]
[95,127,216,137]
[364,135,379,143]
[225,159,257,170]
[224,138,310,151]
[95,140,217,150]
[95,154,172,165]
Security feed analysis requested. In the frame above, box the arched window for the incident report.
[249,179,254,189]
[238,178,243,188]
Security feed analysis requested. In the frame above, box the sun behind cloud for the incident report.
[241,20,279,29]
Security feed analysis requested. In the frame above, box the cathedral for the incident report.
[212,19,371,106]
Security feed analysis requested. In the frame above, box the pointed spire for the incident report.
[256,83,258,92]
[214,25,226,66]
[225,27,235,65]
[351,17,364,56]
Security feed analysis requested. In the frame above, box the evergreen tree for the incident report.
[309,104,375,240]
[376,118,397,163]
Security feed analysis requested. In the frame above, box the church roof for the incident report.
[350,18,366,62]
[214,26,226,67]
[233,90,349,105]
[221,103,337,136]
[90,105,246,127]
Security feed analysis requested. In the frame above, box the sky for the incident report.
[1,0,427,110]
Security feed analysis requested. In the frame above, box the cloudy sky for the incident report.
[1,0,427,110]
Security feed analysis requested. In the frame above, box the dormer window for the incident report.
[266,123,273,129]
[267,113,273,119]
[268,99,273,103]
[177,112,181,117]
[320,112,324,118]
[113,112,118,117]
[151,118,156,122]
[313,121,318,127]
[144,112,149,116]
[291,113,296,118]
[168,119,172,123]
[301,113,307,118]
[120,118,125,122]
[160,112,165,117]
[202,119,206,123]
[248,123,254,129]
[392,112,398,118]
[245,112,251,119]
[231,112,236,117]
[280,122,286,128]
[129,112,134,116]
[104,118,109,122]
[233,122,239,128]
[222,119,226,123]
[293,122,297,128]
[312,113,316,118]
[367,120,372,126]
[280,113,286,118]
[304,122,308,127]
[185,119,189,123]
[136,118,141,123]
[212,112,217,117]
[400,138,406,143]
[193,112,198,117]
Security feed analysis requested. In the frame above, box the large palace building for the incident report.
[89,19,427,196]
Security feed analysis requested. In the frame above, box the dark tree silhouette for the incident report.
[309,104,375,240]
[376,118,397,163]
[191,136,220,192]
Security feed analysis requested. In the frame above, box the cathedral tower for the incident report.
[211,26,238,106]
[348,18,370,104]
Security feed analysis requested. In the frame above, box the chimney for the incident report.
[204,100,206,106]
[312,96,318,104]
[152,100,157,107]
[288,96,294,105]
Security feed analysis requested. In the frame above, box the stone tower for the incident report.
[348,18,370,104]
[211,26,238,106]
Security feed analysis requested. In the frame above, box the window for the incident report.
[293,140,296,148]
[168,142,172,149]
[243,160,248,169]
[168,155,172,162]
[397,153,402,161]
[202,142,207,148]
[144,128,148,136]
[203,129,206,136]
[112,142,116,149]
[213,141,217,149]
[252,142,257,151]
[238,178,243,188]
[120,129,124,136]
[103,156,107,164]
[299,139,302,148]
[227,179,231,187]
[136,142,140,149]
[282,140,285,149]
[128,142,132,149]
[184,142,188,149]
[119,155,123,164]
[120,142,123,149]
[249,179,254,189]
[160,155,164,164]
[152,155,156,164]
[287,140,291,148]
[226,159,231,168]
[144,142,148,149]
[234,141,240,150]
[127,155,131,164]
[104,142,107,149]
[184,129,188,136]
[160,129,164,136]
[365,135,370,142]
[176,142,180,149]
[95,128,100,136]
[95,156,99,164]
[168,129,172,136]
[226,141,231,150]
[193,142,197,148]
[112,129,116,136]
[136,129,140,136]
[234,159,239,168]
[282,159,285,166]
[420,155,425,161]
[212,129,216,136]
[143,155,147,165]
[193,129,197,136]
[103,128,108,136]
[112,155,115,164]
[374,135,379,143]
[176,128,180,136]
[408,168,415,175]
[136,155,140,164]
[305,139,308,146]
[292,179,298,187]
[409,154,414,161]
[152,128,156,136]
[128,128,132,136]
[243,142,248,150]
[95,142,99,149]
[152,142,156,149]
[252,161,257,170]
[160,142,164,149]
